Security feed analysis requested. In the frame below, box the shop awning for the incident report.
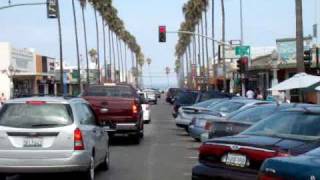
[268,73,320,91]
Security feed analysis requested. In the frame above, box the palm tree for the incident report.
[107,26,113,82]
[115,36,121,82]
[102,19,107,83]
[111,32,117,82]
[94,8,100,84]
[72,0,81,91]
[204,4,210,85]
[79,0,90,85]
[295,0,305,72]
[124,43,128,82]
[119,40,124,82]
[146,58,152,87]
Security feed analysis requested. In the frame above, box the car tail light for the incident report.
[132,103,139,114]
[26,101,46,105]
[258,173,284,180]
[204,122,213,131]
[74,128,85,150]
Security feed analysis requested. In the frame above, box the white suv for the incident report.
[0,97,110,180]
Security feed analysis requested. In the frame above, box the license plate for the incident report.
[23,137,43,147]
[224,153,247,167]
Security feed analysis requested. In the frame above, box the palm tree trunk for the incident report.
[188,43,192,88]
[102,19,107,83]
[107,27,113,82]
[111,31,117,82]
[124,44,128,82]
[81,6,90,85]
[116,36,121,82]
[296,0,305,72]
[200,15,206,79]
[205,7,210,87]
[221,0,227,90]
[212,0,216,78]
[119,40,124,82]
[94,9,100,84]
[193,35,197,89]
[197,24,201,76]
[72,0,81,91]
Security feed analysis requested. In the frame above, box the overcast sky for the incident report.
[0,0,319,88]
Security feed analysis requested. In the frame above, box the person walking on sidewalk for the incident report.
[0,93,7,106]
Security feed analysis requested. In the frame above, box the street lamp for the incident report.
[271,50,280,88]
[1,64,19,99]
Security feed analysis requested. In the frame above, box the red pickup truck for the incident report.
[82,83,143,144]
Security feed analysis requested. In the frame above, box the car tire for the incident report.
[132,133,141,144]
[100,147,110,171]
[81,156,95,180]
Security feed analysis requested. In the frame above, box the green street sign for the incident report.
[235,46,251,56]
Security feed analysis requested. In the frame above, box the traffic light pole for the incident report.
[0,2,47,10]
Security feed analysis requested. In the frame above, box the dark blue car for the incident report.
[259,148,320,180]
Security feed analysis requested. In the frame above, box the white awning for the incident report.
[268,73,320,91]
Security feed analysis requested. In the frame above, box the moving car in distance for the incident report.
[172,90,199,118]
[259,147,320,180]
[188,99,270,141]
[201,103,302,142]
[166,88,182,104]
[192,105,320,180]
[138,92,151,124]
[175,98,226,131]
[0,97,110,180]
[143,89,158,104]
[82,83,144,144]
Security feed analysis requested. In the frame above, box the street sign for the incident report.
[47,0,58,19]
[235,46,250,56]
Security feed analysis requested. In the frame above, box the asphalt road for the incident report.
[8,97,200,180]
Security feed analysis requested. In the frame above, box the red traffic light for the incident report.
[241,56,249,64]
[159,26,166,33]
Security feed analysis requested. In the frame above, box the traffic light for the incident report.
[47,0,58,19]
[159,26,166,43]
[237,57,249,74]
[304,49,312,67]
[237,59,242,73]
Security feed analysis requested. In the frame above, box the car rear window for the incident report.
[177,92,198,104]
[0,103,73,128]
[84,86,134,97]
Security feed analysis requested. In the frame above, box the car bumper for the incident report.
[175,116,191,128]
[116,123,139,131]
[189,126,205,140]
[0,151,91,174]
[143,111,151,121]
[192,163,257,180]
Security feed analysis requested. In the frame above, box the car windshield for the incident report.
[229,106,277,123]
[193,99,218,108]
[85,86,134,97]
[208,101,245,113]
[0,103,73,129]
[242,111,320,141]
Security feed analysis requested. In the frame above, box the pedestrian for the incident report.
[255,88,263,100]
[0,93,6,105]
[246,89,255,99]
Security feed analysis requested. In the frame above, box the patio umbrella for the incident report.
[268,73,320,91]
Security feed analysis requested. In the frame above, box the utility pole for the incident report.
[57,0,64,95]
[212,0,216,81]
[221,0,227,91]
[240,0,244,45]
[296,0,305,73]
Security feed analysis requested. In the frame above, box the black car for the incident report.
[172,90,199,118]
[166,88,182,104]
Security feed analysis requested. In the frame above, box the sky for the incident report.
[0,0,319,88]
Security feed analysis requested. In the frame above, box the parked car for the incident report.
[259,147,320,180]
[166,88,182,104]
[195,90,234,103]
[175,98,226,130]
[200,103,299,142]
[188,99,270,141]
[0,97,110,180]
[82,83,144,144]
[143,89,158,104]
[138,92,151,124]
[192,105,320,180]
[172,90,199,118]
[151,88,161,98]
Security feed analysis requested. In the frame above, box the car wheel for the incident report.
[101,147,110,171]
[82,156,95,180]
[132,133,141,144]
